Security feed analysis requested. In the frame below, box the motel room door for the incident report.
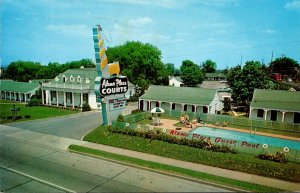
[270,110,277,121]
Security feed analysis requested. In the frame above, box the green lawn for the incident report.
[69,144,282,192]
[0,100,78,123]
[83,125,300,183]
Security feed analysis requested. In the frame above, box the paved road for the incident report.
[6,111,102,140]
[0,125,233,192]
[6,102,139,140]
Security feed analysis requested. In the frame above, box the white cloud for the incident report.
[107,0,191,8]
[285,0,300,10]
[45,24,90,37]
[128,17,153,26]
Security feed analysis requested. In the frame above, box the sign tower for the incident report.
[93,25,128,125]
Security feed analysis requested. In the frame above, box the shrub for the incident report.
[257,152,287,163]
[7,116,13,119]
[128,93,139,102]
[117,114,125,122]
[131,109,143,114]
[109,124,236,154]
[25,115,31,118]
[82,102,91,112]
[28,98,42,107]
[15,115,22,120]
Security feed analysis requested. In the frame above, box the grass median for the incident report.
[69,144,282,192]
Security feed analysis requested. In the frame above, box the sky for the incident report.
[1,0,300,69]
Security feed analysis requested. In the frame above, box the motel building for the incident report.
[139,85,223,114]
[250,89,300,124]
[0,80,40,102]
[41,67,136,110]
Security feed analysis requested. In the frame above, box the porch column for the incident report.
[49,91,52,105]
[169,102,172,112]
[72,92,75,108]
[42,89,44,105]
[181,104,184,112]
[64,92,66,107]
[19,93,21,101]
[10,92,12,100]
[281,111,286,123]
[264,109,269,120]
[56,91,59,106]
[80,93,83,108]
[207,106,210,114]
[249,107,253,118]
[14,92,17,101]
[24,94,27,102]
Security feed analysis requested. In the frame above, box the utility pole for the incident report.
[240,54,243,66]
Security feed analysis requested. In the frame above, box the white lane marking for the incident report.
[0,165,76,193]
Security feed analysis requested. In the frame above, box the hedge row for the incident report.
[108,126,237,154]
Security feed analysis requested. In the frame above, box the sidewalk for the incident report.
[82,141,300,192]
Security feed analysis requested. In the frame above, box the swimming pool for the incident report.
[189,127,300,150]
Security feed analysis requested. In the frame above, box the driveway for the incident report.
[5,102,138,140]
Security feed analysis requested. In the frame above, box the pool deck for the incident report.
[157,118,300,142]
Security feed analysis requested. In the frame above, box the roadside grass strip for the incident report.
[69,144,282,192]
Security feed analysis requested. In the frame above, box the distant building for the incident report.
[200,81,232,102]
[250,89,300,124]
[204,73,226,81]
[169,76,185,87]
[41,68,136,110]
[139,85,223,114]
[0,80,40,102]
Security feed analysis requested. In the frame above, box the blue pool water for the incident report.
[190,127,300,150]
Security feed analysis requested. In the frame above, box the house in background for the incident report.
[0,80,40,102]
[139,85,223,114]
[250,89,300,124]
[169,76,185,87]
[204,73,226,81]
[42,67,136,110]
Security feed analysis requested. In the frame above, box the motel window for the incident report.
[62,76,66,83]
[70,75,74,83]
[184,104,187,111]
[77,76,81,83]
[172,103,175,110]
[257,109,264,118]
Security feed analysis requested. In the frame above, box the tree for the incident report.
[5,61,43,81]
[201,59,217,73]
[180,60,204,87]
[106,41,168,92]
[227,61,270,106]
[269,56,299,79]
[165,63,175,76]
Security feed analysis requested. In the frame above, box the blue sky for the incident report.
[1,0,300,69]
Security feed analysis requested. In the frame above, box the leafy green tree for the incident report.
[5,61,43,81]
[165,63,175,76]
[201,59,217,73]
[180,60,204,87]
[106,41,168,92]
[269,56,299,78]
[227,61,270,106]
